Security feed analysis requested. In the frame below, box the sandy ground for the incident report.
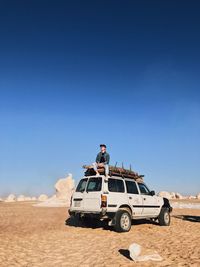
[0,202,199,267]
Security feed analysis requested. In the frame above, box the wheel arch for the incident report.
[119,204,132,215]
[162,198,173,212]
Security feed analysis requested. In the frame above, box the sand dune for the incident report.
[0,201,199,267]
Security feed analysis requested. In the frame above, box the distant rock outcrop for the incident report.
[17,195,25,201]
[0,198,3,202]
[38,194,48,201]
[35,174,75,207]
[55,173,75,202]
[5,194,16,202]
[175,193,184,199]
[158,191,172,199]
[197,193,200,199]
[188,196,196,199]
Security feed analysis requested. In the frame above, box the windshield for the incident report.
[86,177,102,192]
[76,178,88,192]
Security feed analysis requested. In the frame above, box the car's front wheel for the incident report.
[158,208,170,226]
[114,209,132,232]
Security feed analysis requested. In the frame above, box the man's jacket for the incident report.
[96,152,110,165]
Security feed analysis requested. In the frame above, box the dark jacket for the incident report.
[96,152,110,165]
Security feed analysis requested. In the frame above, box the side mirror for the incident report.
[150,190,155,196]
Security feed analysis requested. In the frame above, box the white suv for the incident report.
[69,175,172,232]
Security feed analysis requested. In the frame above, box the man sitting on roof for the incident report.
[93,144,110,177]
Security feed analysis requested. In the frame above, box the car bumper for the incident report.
[68,208,115,220]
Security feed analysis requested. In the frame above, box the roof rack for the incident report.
[82,165,144,182]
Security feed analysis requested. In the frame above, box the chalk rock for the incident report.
[31,197,37,201]
[170,192,176,199]
[24,197,32,201]
[158,191,172,199]
[175,193,184,199]
[129,243,141,261]
[55,174,75,205]
[0,198,3,202]
[188,195,196,199]
[17,195,25,201]
[5,194,16,202]
[38,194,48,201]
[196,193,200,199]
[129,243,163,262]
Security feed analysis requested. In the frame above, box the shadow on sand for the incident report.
[118,249,132,260]
[65,217,158,230]
[173,215,200,223]
[65,216,111,230]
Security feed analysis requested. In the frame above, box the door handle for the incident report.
[129,197,132,199]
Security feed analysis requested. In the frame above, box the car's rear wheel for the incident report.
[114,209,132,232]
[158,208,170,226]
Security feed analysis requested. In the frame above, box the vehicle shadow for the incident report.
[65,217,158,230]
[173,215,200,223]
[65,217,111,230]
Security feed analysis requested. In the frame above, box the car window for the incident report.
[76,178,88,192]
[138,183,150,195]
[125,180,139,194]
[108,178,125,193]
[86,177,102,192]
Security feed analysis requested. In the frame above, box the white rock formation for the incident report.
[35,174,75,207]
[24,197,32,201]
[5,194,16,202]
[38,194,48,201]
[170,192,176,199]
[196,193,200,199]
[17,195,25,201]
[158,191,172,199]
[31,197,37,201]
[188,195,196,199]
[55,173,75,201]
[0,198,3,202]
[129,243,162,262]
[175,192,184,199]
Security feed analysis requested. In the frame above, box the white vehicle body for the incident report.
[69,175,172,232]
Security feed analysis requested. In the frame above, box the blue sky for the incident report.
[0,1,200,196]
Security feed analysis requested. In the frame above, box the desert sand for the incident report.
[0,201,199,267]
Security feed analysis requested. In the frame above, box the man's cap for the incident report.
[100,144,106,148]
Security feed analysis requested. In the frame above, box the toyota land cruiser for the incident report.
[68,175,172,232]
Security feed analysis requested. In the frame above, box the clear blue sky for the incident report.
[0,1,200,196]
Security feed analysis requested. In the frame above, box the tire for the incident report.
[158,208,170,226]
[114,209,132,232]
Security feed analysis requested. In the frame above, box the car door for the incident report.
[84,177,102,212]
[106,178,127,210]
[138,183,160,216]
[125,179,143,216]
[71,178,88,211]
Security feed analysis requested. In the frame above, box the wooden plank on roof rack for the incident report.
[82,164,144,181]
